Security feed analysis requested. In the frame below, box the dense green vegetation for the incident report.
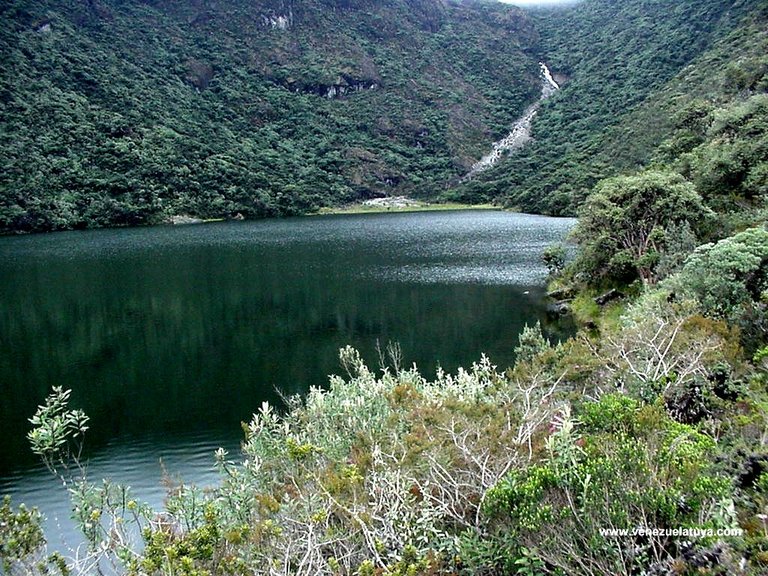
[452,0,767,215]
[6,292,768,574]
[2,0,768,573]
[3,0,766,232]
[0,0,538,232]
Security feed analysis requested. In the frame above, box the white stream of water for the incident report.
[465,62,560,179]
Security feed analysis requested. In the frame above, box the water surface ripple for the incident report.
[0,210,575,548]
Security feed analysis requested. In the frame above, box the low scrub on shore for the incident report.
[6,268,768,575]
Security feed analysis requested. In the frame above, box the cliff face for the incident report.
[0,0,540,232]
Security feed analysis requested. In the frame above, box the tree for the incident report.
[572,170,711,285]
[671,226,768,324]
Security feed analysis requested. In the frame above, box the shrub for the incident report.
[579,393,640,434]
[671,226,768,321]
[514,322,551,366]
[0,497,48,575]
[542,244,567,277]
[572,170,712,285]
[476,401,738,576]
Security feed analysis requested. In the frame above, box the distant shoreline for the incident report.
[313,200,500,216]
[0,203,505,235]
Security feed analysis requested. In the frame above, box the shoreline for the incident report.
[0,203,505,236]
[312,200,501,216]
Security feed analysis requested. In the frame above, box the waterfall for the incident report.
[540,61,560,95]
[464,62,560,180]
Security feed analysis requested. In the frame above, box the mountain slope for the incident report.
[451,0,765,215]
[0,0,539,232]
[2,0,766,232]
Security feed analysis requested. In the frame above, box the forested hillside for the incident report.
[2,0,765,232]
[453,0,767,215]
[0,0,539,232]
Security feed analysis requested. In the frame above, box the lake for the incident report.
[0,209,575,550]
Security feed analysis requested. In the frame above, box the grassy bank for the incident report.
[313,201,499,216]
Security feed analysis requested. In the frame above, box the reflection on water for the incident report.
[0,210,575,548]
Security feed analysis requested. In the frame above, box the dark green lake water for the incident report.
[0,210,574,547]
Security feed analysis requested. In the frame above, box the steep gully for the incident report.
[464,63,560,180]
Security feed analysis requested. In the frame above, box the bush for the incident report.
[477,400,738,576]
[572,170,712,286]
[542,244,567,277]
[671,226,768,319]
[0,497,46,575]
